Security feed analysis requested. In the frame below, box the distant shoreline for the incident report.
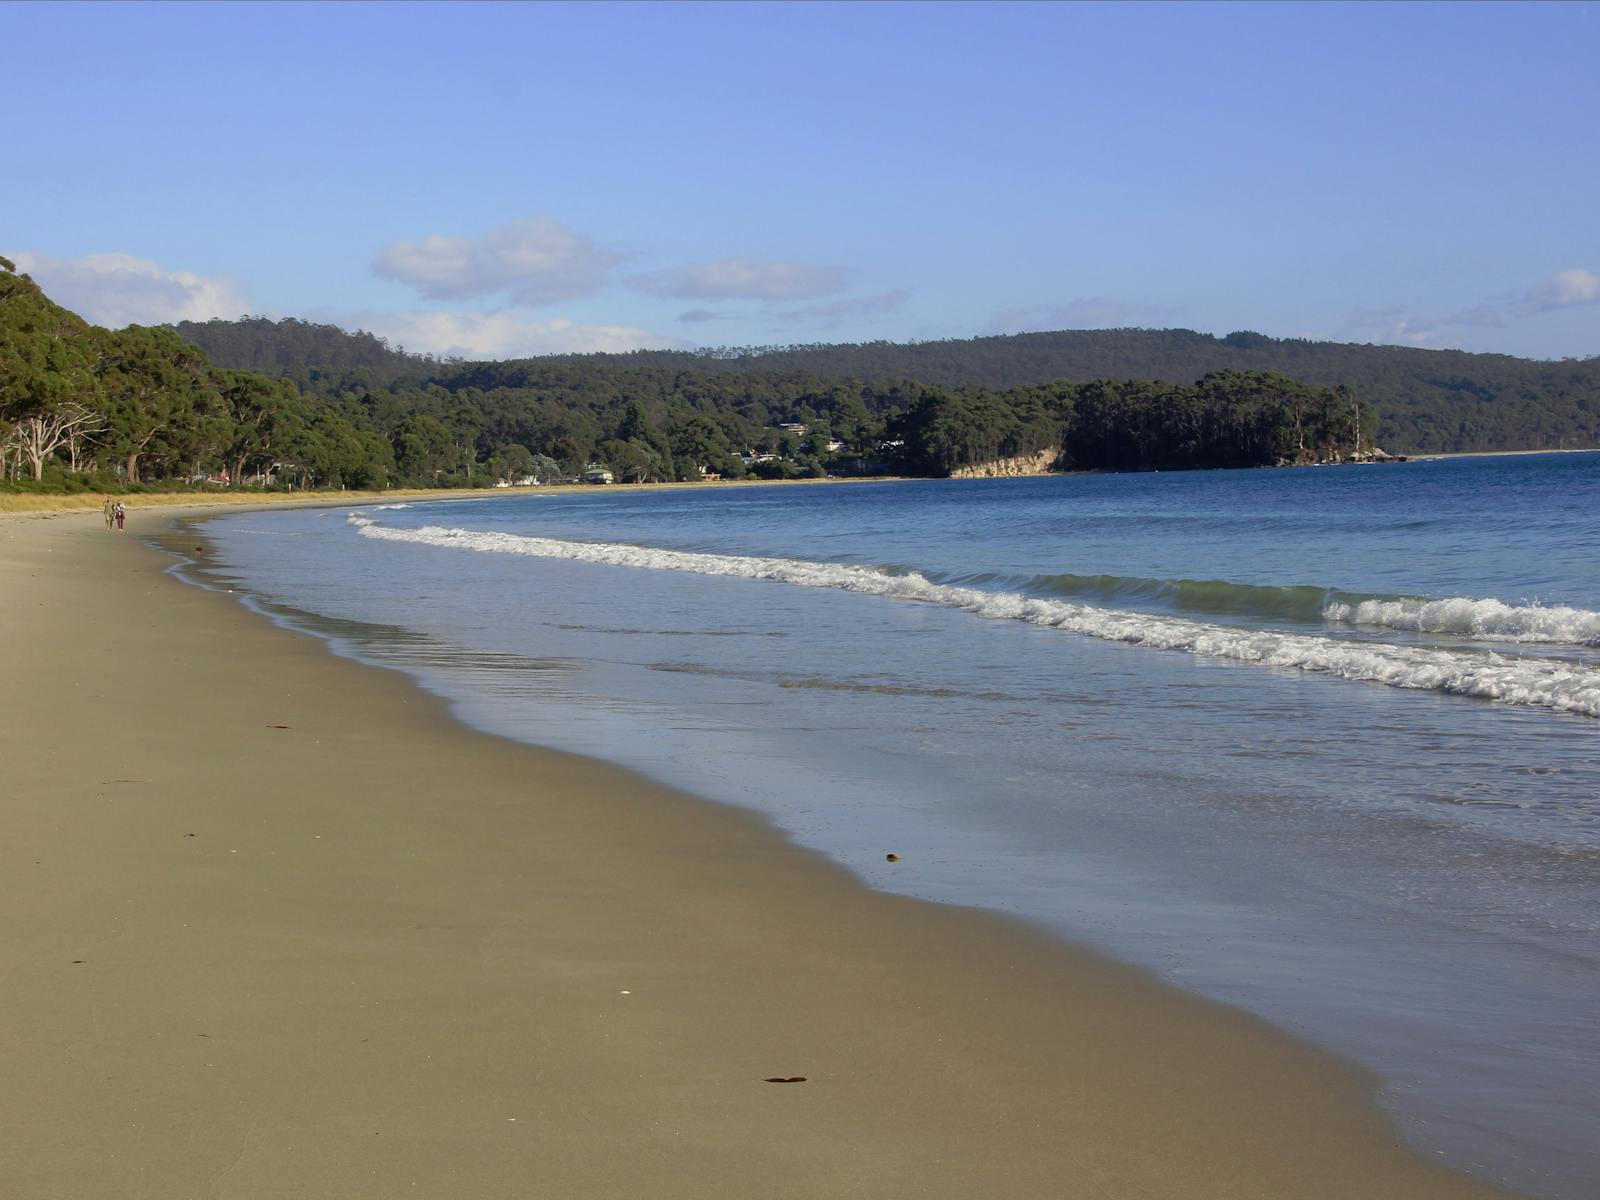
[1409,447,1600,461]
[0,473,907,517]
[5,445,1594,518]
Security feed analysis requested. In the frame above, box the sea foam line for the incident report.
[347,515,1600,718]
[1324,597,1600,646]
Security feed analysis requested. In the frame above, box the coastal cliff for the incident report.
[948,448,1060,478]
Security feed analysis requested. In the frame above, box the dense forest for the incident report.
[177,319,1600,455]
[7,256,1584,494]
[165,318,1371,481]
[1,265,392,490]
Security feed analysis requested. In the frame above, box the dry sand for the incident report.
[0,506,1519,1199]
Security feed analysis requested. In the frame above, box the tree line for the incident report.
[888,372,1367,476]
[7,263,1370,493]
[175,316,1599,456]
[601,328,1600,454]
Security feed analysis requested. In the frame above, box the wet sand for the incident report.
[0,506,1519,1199]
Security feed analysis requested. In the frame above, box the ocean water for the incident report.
[188,453,1599,1197]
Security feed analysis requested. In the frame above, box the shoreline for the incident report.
[0,473,912,517]
[0,506,1521,1198]
[6,443,1595,519]
[1407,447,1600,461]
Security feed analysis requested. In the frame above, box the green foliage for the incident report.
[179,319,1599,458]
[889,384,1070,475]
[885,371,1364,476]
[169,316,442,389]
[1,263,394,488]
[9,266,1596,493]
[548,328,1597,455]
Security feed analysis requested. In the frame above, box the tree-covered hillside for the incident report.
[3,265,391,489]
[165,315,1370,483]
[171,317,441,388]
[7,265,1372,492]
[605,330,1600,454]
[177,318,1597,455]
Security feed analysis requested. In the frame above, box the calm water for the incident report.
[188,453,1600,1197]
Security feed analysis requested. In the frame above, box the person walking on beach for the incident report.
[103,496,116,530]
[114,501,126,531]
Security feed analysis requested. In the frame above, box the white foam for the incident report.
[348,516,1600,719]
[1325,597,1600,646]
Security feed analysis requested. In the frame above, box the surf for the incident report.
[348,514,1600,719]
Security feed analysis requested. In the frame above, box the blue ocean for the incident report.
[189,452,1600,1198]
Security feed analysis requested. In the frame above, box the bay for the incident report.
[189,451,1600,1198]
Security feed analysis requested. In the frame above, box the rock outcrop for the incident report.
[947,448,1060,479]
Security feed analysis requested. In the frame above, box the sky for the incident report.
[3,0,1596,361]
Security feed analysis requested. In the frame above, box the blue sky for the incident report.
[4,0,1596,360]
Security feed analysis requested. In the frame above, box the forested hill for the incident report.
[175,319,1600,454]
[645,329,1600,453]
[9,260,1367,492]
[171,317,441,386]
[612,328,1574,391]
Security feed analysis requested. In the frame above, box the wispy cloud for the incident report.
[1338,266,1599,352]
[991,297,1175,335]
[9,250,249,328]
[676,308,724,324]
[630,257,848,301]
[777,288,910,328]
[353,308,677,359]
[1336,308,1441,348]
[1442,303,1506,329]
[1516,267,1600,315]
[372,217,625,305]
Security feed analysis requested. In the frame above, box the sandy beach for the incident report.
[0,505,1519,1199]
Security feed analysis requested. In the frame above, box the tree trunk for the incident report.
[126,452,141,484]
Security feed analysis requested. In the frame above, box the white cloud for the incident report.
[630,257,848,301]
[372,217,624,305]
[9,250,249,327]
[992,297,1174,334]
[354,308,677,359]
[1517,267,1600,315]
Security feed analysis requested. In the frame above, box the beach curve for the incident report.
[0,504,1520,1199]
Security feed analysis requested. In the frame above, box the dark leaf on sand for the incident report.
[763,1076,807,1083]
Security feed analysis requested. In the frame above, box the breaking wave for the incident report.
[958,571,1356,623]
[1324,597,1600,646]
[347,515,1600,718]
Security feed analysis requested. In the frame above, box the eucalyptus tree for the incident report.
[213,368,308,485]
[0,256,105,479]
[393,413,456,484]
[96,325,213,482]
[8,401,105,481]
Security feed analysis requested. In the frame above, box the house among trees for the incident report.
[8,248,1595,494]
